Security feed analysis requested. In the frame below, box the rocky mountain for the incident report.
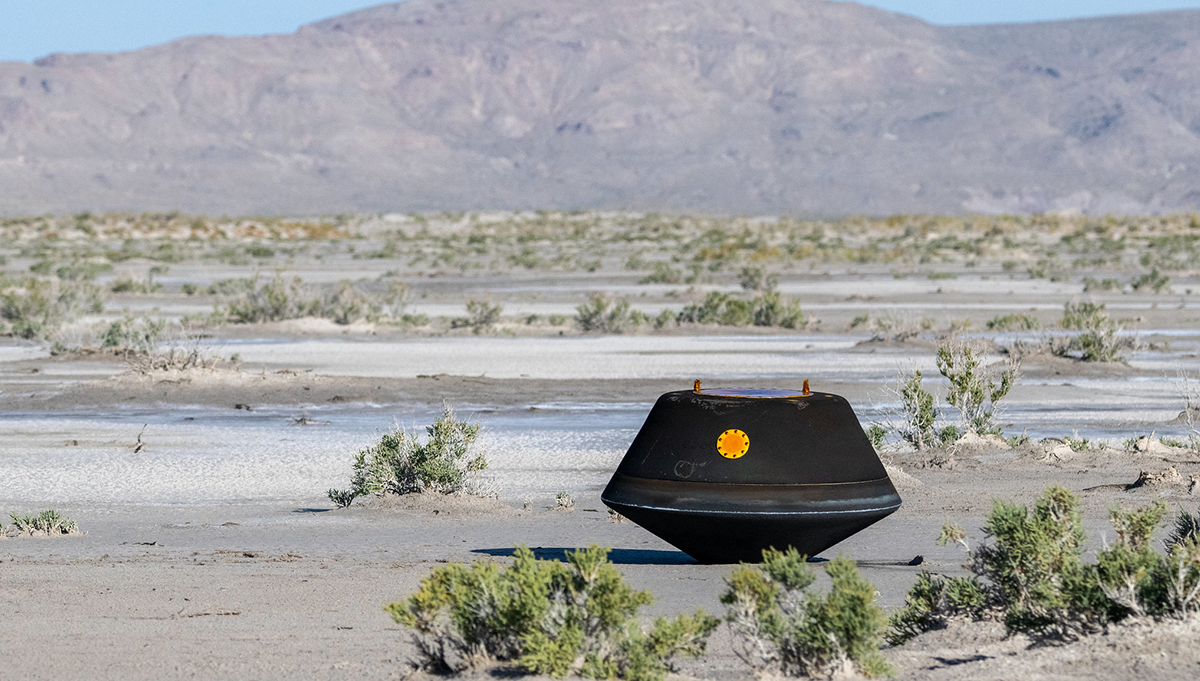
[1,0,1199,216]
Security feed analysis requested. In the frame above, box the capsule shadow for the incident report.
[473,546,698,565]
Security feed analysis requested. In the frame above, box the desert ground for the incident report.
[2,211,1200,679]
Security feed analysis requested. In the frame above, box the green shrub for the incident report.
[1063,434,1091,452]
[55,260,112,281]
[638,262,684,285]
[653,309,675,330]
[1082,277,1123,293]
[898,369,937,450]
[721,548,890,678]
[221,275,322,323]
[887,571,988,645]
[327,404,487,505]
[677,290,801,328]
[935,336,1018,435]
[455,299,502,332]
[926,489,1200,642]
[1131,268,1170,294]
[738,266,778,293]
[323,280,379,325]
[101,316,166,354]
[1166,508,1200,553]
[865,424,887,452]
[111,274,161,294]
[986,313,1041,332]
[869,314,930,342]
[9,509,79,535]
[386,545,718,679]
[576,293,634,333]
[207,277,257,296]
[0,278,104,339]
[752,292,805,329]
[1056,301,1126,362]
[677,291,731,325]
[1027,257,1068,281]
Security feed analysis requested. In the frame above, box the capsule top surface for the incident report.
[696,388,807,398]
[615,389,887,485]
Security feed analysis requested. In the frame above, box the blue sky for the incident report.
[2,0,1198,63]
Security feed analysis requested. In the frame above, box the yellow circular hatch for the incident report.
[716,429,750,459]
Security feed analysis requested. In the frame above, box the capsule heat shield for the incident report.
[601,388,901,563]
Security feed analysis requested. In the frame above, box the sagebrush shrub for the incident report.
[721,548,890,678]
[1056,301,1127,362]
[0,278,103,339]
[935,336,1018,435]
[386,545,718,680]
[576,293,634,333]
[327,404,487,505]
[896,489,1200,644]
[887,571,988,645]
[101,316,165,354]
[677,291,803,329]
[897,369,937,450]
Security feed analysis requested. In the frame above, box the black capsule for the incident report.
[601,386,901,563]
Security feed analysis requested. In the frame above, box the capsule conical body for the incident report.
[601,388,901,563]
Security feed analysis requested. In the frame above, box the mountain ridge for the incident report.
[1,0,1198,216]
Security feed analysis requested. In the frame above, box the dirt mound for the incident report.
[884,465,923,490]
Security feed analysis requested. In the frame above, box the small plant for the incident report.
[639,262,684,285]
[1056,301,1126,362]
[1131,268,1170,294]
[1166,508,1200,553]
[887,571,988,645]
[1160,437,1187,448]
[1063,434,1091,452]
[1006,433,1030,448]
[110,273,161,294]
[327,488,357,508]
[101,316,166,354]
[8,509,79,535]
[869,314,930,342]
[466,299,502,330]
[323,280,379,325]
[986,313,1041,332]
[721,548,890,678]
[936,336,1018,435]
[1,278,104,339]
[739,266,778,293]
[897,369,937,450]
[751,292,805,329]
[327,404,488,503]
[576,293,634,333]
[386,545,718,679]
[555,491,575,510]
[653,309,675,330]
[1082,277,1123,293]
[865,424,887,452]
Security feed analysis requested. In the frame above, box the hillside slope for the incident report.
[1,0,1198,215]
